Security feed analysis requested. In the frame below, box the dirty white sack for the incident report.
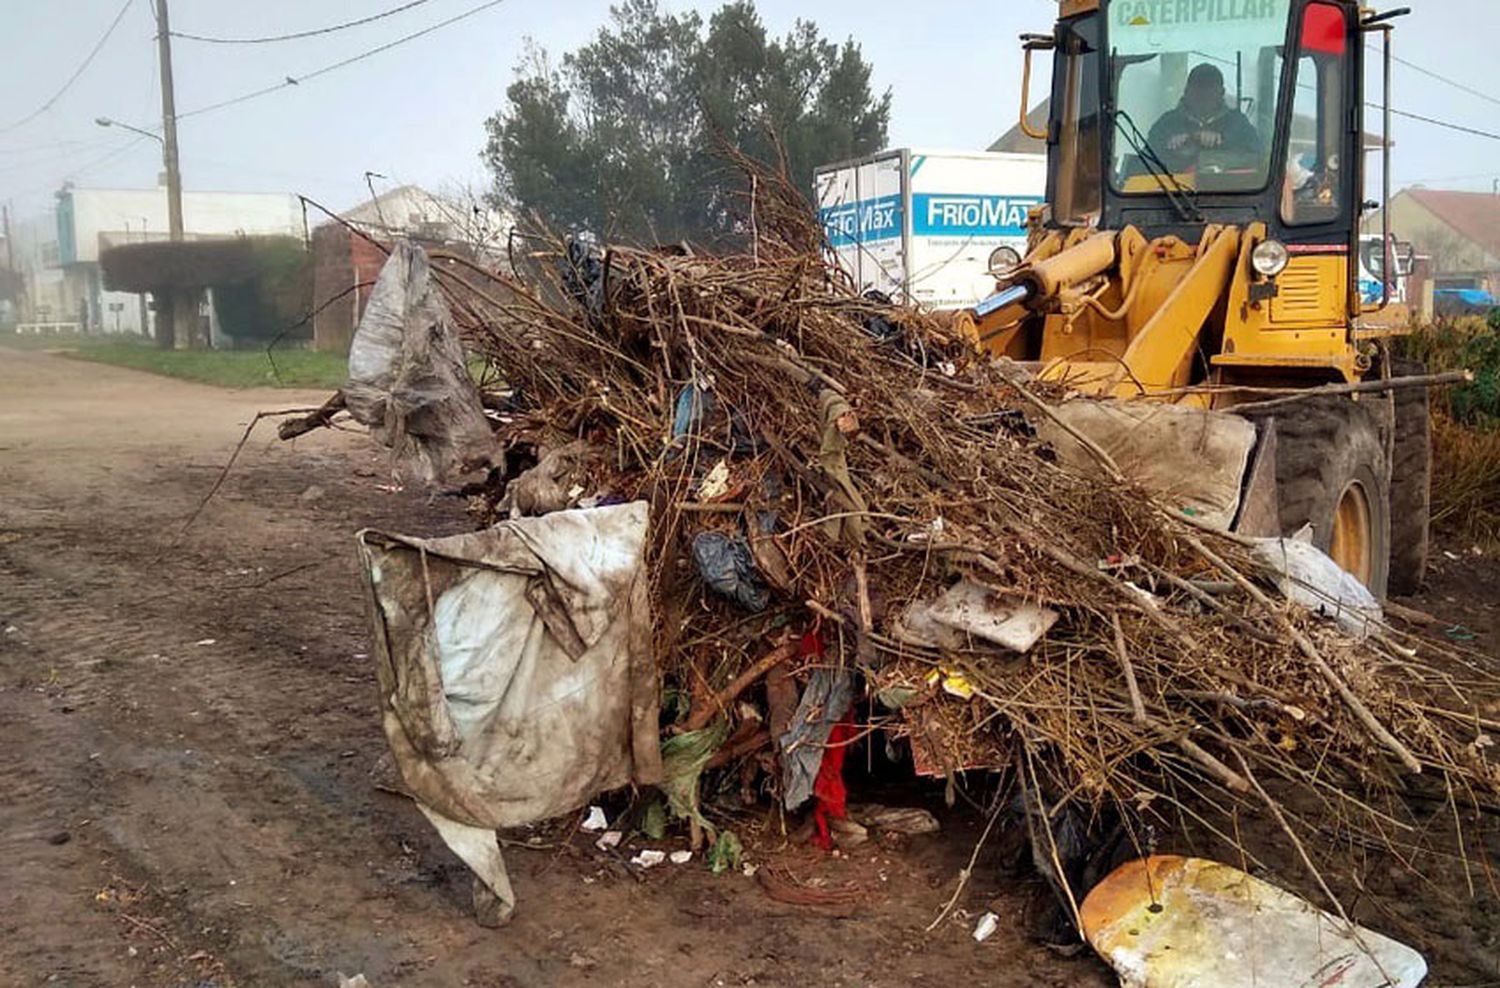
[1034,399,1258,531]
[345,240,494,484]
[357,502,663,923]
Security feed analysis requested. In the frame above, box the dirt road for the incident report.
[2,348,1125,988]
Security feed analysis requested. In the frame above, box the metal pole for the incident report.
[1,203,13,327]
[155,0,192,347]
[1380,24,1392,311]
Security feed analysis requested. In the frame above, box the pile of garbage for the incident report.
[297,167,1496,945]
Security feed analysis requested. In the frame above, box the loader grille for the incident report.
[1271,258,1339,325]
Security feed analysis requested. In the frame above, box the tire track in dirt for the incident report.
[0,514,473,985]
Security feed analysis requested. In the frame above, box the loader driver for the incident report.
[1148,63,1262,173]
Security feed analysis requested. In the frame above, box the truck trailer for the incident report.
[814,149,1046,310]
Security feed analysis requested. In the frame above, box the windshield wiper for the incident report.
[1113,108,1205,223]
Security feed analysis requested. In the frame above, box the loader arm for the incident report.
[967,224,1242,400]
[1097,225,1240,398]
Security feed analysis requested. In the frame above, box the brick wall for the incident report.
[311,225,353,353]
[313,228,395,353]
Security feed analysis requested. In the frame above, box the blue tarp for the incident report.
[1435,288,1497,309]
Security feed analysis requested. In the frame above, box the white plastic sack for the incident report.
[1251,535,1383,638]
[345,240,494,484]
[357,502,663,922]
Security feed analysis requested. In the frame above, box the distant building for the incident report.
[311,184,506,353]
[1380,188,1500,298]
[14,184,301,336]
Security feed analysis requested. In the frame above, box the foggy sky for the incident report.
[1,0,1494,221]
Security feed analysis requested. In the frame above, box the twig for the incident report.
[1023,743,1085,939]
[120,913,180,954]
[170,407,325,549]
[220,561,320,591]
[1146,562,1279,643]
[1233,751,1394,984]
[1184,532,1424,774]
[1009,379,1124,482]
[1149,716,1250,793]
[1172,690,1307,722]
[277,391,347,440]
[1383,600,1440,628]
[706,729,770,769]
[924,793,1005,933]
[682,640,796,733]
[1112,612,1147,726]
[1228,371,1472,414]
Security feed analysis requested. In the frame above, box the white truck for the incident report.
[814,149,1047,310]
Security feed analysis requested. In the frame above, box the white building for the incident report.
[16,184,302,335]
[338,183,506,247]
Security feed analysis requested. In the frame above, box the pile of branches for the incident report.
[408,166,1496,915]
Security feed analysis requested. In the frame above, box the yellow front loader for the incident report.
[963,0,1426,598]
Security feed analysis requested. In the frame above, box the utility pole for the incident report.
[154,0,192,348]
[1,203,14,327]
[2,203,14,273]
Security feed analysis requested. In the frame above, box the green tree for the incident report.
[483,0,890,245]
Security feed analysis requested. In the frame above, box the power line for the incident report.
[5,137,153,202]
[0,137,112,157]
[1397,171,1500,186]
[177,0,510,120]
[0,139,120,178]
[1390,52,1500,110]
[0,0,136,134]
[1381,106,1500,143]
[66,135,154,181]
[177,0,509,120]
[171,0,434,45]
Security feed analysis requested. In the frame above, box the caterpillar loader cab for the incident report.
[966,0,1427,597]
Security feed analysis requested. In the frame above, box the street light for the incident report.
[95,117,163,144]
[95,111,187,348]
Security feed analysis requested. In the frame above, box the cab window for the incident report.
[1281,2,1351,226]
[1054,15,1103,225]
[1109,0,1291,194]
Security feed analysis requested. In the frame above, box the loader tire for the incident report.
[1387,358,1432,596]
[1267,396,1392,600]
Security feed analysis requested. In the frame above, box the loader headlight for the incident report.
[1251,240,1290,278]
[988,245,1023,277]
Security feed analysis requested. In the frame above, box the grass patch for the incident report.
[60,342,348,390]
[0,330,140,351]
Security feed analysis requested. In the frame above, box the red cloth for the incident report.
[810,714,855,851]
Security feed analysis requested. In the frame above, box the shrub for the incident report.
[1402,314,1500,547]
[1399,314,1500,426]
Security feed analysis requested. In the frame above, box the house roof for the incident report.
[338,184,456,232]
[1403,188,1500,260]
[989,100,1049,154]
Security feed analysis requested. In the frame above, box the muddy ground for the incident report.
[1,347,1496,987]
